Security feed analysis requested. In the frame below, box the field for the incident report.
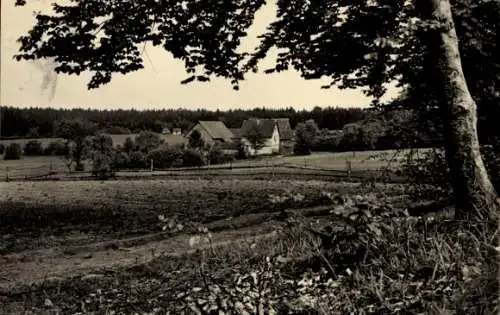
[0,179,410,293]
[0,148,431,181]
[0,152,496,313]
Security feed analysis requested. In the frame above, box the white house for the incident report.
[240,118,281,156]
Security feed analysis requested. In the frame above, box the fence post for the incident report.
[5,167,9,182]
[150,159,154,175]
[346,159,352,181]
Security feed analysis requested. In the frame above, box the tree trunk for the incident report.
[416,0,499,221]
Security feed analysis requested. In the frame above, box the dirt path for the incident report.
[0,220,283,292]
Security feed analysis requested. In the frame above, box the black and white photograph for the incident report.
[1,0,499,314]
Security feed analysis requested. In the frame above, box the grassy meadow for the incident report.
[0,144,431,181]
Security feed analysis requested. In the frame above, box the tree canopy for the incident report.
[14,0,498,105]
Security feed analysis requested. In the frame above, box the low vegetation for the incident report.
[0,181,497,314]
[3,143,22,160]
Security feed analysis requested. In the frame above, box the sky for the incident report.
[1,0,400,111]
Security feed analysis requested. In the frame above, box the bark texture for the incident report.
[416,0,499,221]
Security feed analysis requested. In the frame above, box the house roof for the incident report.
[241,119,277,138]
[272,118,294,140]
[198,121,234,141]
[229,128,242,138]
[241,118,294,140]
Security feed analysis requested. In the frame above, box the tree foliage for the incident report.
[13,1,497,101]
[23,140,44,156]
[54,118,96,170]
[243,123,267,153]
[188,130,204,150]
[3,143,22,160]
[84,133,116,179]
[134,131,163,154]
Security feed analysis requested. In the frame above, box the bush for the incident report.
[44,141,70,156]
[112,151,129,170]
[208,146,234,165]
[128,150,148,169]
[23,140,44,156]
[401,145,500,200]
[311,131,343,152]
[0,144,5,155]
[182,149,205,167]
[4,143,22,160]
[122,137,135,153]
[147,146,184,169]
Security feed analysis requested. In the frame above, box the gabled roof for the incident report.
[241,118,277,138]
[229,128,243,138]
[198,121,234,141]
[241,118,294,140]
[272,118,294,140]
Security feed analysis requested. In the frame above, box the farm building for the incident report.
[229,128,243,142]
[186,121,234,147]
[172,128,182,135]
[240,118,294,156]
[273,118,294,155]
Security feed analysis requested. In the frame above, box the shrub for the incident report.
[23,140,44,156]
[208,146,234,165]
[44,141,70,156]
[311,131,343,152]
[122,136,135,153]
[4,143,22,160]
[111,150,129,170]
[128,150,148,169]
[147,145,184,169]
[182,149,205,167]
[135,131,163,154]
[401,145,500,200]
[0,144,5,155]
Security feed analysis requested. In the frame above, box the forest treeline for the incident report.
[0,106,367,138]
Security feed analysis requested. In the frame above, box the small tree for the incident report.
[23,140,44,156]
[122,136,135,153]
[188,130,205,150]
[135,131,163,154]
[4,143,22,160]
[112,150,130,171]
[147,145,184,169]
[128,151,148,169]
[0,144,5,155]
[294,120,319,155]
[84,134,116,179]
[244,123,266,155]
[55,118,96,171]
[293,123,311,156]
